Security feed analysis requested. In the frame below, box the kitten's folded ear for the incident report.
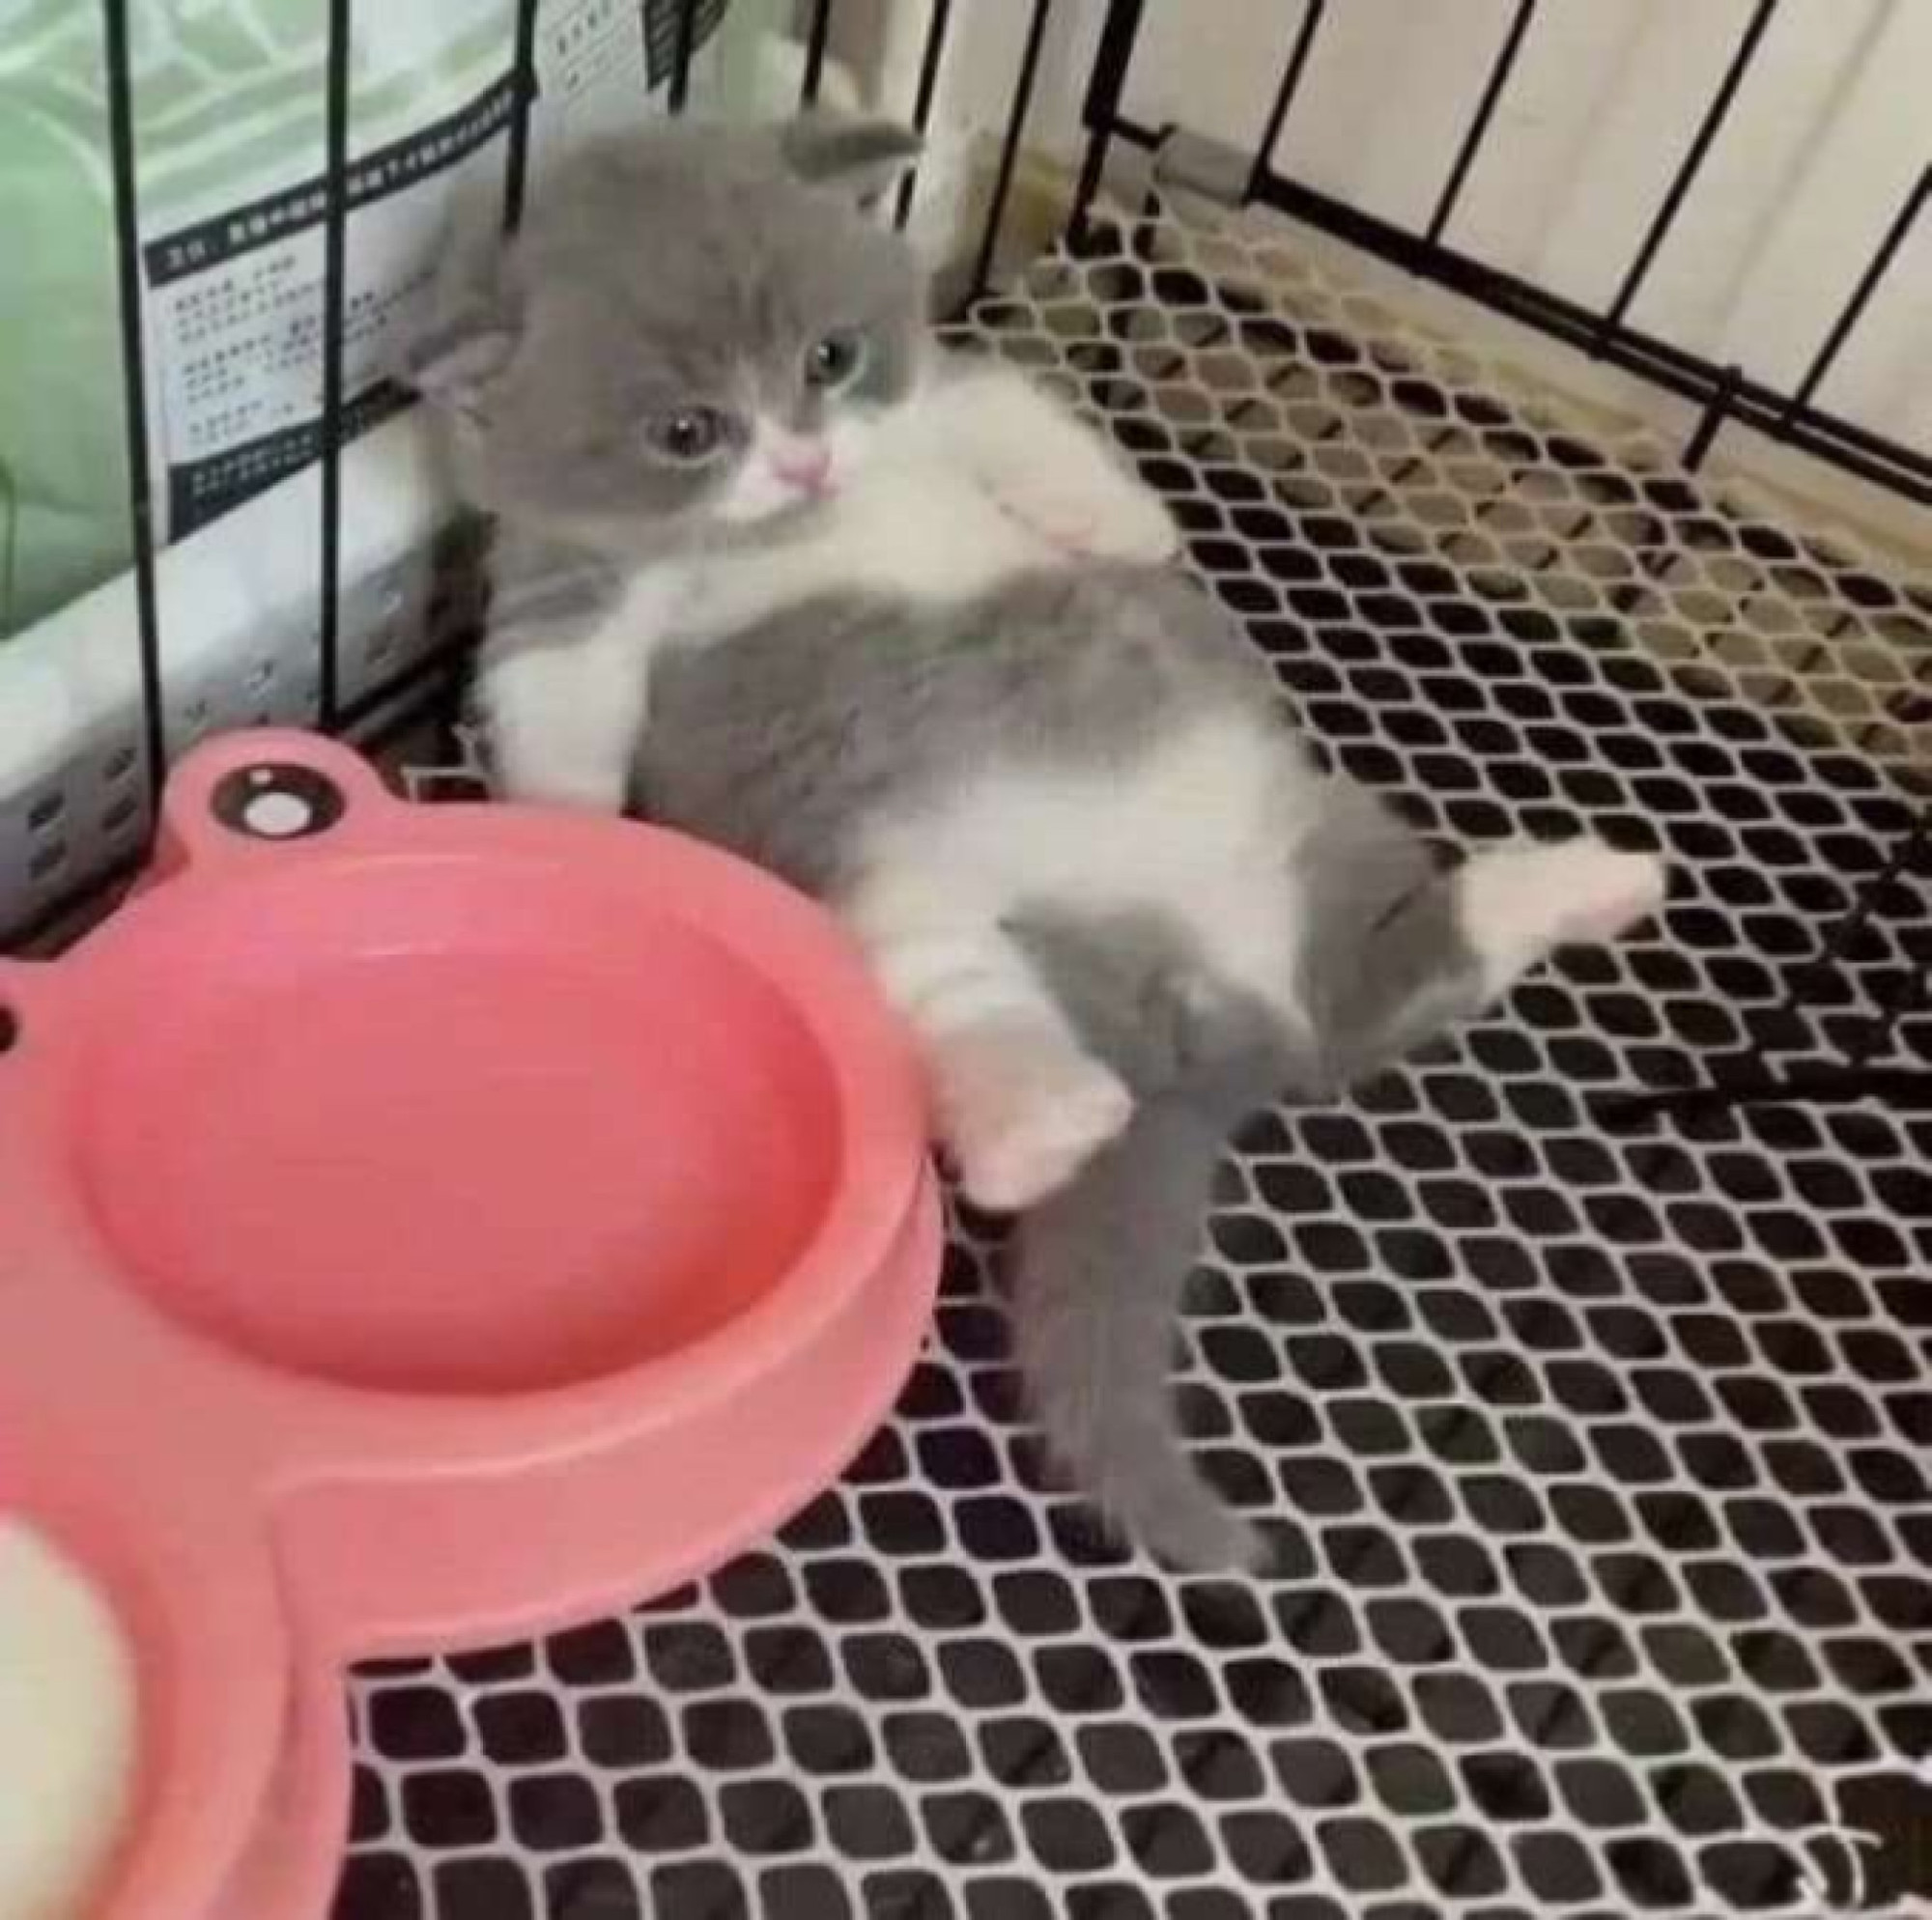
[779,113,923,203]
[397,224,525,414]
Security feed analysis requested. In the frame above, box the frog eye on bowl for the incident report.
[211,764,347,841]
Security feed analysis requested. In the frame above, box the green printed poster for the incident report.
[0,0,762,641]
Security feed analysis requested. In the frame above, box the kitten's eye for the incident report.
[805,330,868,391]
[643,406,728,464]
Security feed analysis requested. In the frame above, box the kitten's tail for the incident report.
[1010,1089,1260,1572]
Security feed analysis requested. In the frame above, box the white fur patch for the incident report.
[935,1015,1134,1213]
[848,714,1316,1030]
[0,1522,139,1920]
[714,418,836,526]
[1459,839,1667,996]
[475,567,693,807]
[839,713,1318,1206]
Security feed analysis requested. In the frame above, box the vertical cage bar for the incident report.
[1426,0,1536,244]
[1605,0,1777,325]
[1786,166,1931,414]
[501,0,543,234]
[1683,361,1742,470]
[801,0,834,106]
[316,0,354,729]
[1069,0,1146,247]
[1246,0,1326,201]
[100,0,168,800]
[893,0,955,232]
[968,0,1052,301]
[668,0,696,113]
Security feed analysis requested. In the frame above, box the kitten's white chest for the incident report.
[688,470,1049,635]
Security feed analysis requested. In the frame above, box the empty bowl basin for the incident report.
[0,730,942,1919]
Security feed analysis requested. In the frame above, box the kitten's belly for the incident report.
[853,711,1313,1022]
[643,562,1303,1018]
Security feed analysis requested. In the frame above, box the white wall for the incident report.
[1106,0,1932,456]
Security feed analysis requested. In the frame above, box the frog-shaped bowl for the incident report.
[0,730,940,1919]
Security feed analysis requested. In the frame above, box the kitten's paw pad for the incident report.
[953,1064,1133,1214]
[1462,839,1665,992]
[1008,484,1181,565]
[1553,844,1667,943]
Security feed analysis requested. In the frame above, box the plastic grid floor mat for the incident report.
[337,203,1932,1919]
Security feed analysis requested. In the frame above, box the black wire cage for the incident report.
[7,1,1932,1915]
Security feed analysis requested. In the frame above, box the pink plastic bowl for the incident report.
[0,730,941,1919]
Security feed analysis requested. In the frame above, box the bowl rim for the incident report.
[11,737,932,1457]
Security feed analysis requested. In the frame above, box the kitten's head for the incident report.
[406,117,925,546]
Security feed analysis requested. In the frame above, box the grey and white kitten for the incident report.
[408,119,1666,1569]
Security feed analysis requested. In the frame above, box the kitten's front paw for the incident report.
[1006,480,1181,566]
[944,1046,1133,1213]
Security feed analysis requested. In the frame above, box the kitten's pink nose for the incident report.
[771,444,832,494]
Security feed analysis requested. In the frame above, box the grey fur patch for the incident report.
[404,119,925,539]
[484,527,626,645]
[639,560,1492,1571]
[1009,906,1294,1107]
[780,115,923,200]
[1005,895,1480,1570]
[1005,910,1289,1568]
[1286,779,1488,1093]
[1012,1093,1266,1569]
[1006,910,1270,1567]
[639,562,1283,895]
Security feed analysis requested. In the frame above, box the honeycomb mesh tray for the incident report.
[336,201,1932,1920]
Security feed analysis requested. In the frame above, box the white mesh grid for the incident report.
[338,200,1932,1920]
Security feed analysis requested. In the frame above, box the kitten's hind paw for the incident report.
[952,1059,1134,1214]
[1550,842,1668,944]
[1460,838,1666,996]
